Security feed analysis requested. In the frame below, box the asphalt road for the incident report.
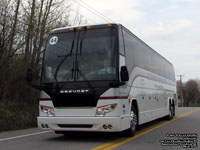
[0,107,199,150]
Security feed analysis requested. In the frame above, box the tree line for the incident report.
[177,79,200,107]
[0,0,85,132]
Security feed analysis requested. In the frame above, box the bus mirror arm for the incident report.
[25,68,44,90]
[109,66,129,88]
[120,66,129,81]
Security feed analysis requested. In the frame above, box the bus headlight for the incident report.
[96,104,117,116]
[40,105,55,116]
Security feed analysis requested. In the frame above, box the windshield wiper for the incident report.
[54,30,76,82]
[74,27,86,80]
[76,29,96,93]
[79,27,86,56]
[74,27,86,81]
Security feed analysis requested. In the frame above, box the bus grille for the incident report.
[51,93,98,107]
[58,124,93,128]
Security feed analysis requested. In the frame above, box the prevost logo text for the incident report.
[60,89,90,94]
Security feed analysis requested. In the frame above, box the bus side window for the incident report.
[119,26,125,56]
[122,29,135,74]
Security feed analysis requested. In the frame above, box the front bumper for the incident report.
[37,116,129,132]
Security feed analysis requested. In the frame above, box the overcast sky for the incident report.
[74,0,200,81]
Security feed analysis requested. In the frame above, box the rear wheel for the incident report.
[123,105,137,137]
[167,103,174,120]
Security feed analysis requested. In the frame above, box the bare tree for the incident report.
[8,0,21,55]
[0,0,88,131]
[183,79,199,106]
[0,0,23,99]
[24,0,36,63]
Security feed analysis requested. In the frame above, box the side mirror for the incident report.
[25,68,33,82]
[120,66,129,81]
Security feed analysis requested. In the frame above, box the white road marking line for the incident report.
[0,130,52,142]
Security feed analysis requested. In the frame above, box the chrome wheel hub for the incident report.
[130,110,137,130]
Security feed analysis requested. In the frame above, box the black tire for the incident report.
[172,101,175,116]
[167,104,174,120]
[123,105,138,137]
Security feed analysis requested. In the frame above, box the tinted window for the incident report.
[119,26,125,55]
[122,28,175,81]
[43,28,117,83]
[122,30,134,74]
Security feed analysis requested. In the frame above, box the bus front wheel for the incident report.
[123,105,137,137]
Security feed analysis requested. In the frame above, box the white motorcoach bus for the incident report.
[27,23,176,137]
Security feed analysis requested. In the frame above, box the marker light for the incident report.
[78,27,82,30]
[86,26,91,29]
[69,28,74,31]
[107,24,112,27]
[51,30,56,33]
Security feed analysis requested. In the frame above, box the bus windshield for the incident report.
[43,28,117,83]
